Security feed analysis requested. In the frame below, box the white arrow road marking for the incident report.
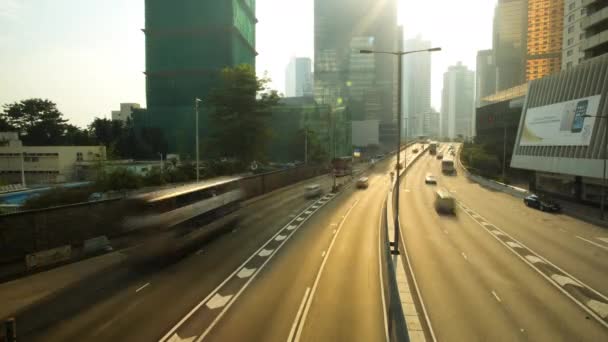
[587,299,608,319]
[286,224,297,231]
[168,333,197,342]
[258,249,273,257]
[296,217,304,222]
[275,234,287,241]
[481,222,493,227]
[525,255,545,264]
[236,267,256,279]
[311,205,319,209]
[506,241,523,249]
[304,210,313,214]
[206,293,233,310]
[491,230,505,236]
[551,274,582,288]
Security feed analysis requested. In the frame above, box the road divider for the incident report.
[24,245,71,270]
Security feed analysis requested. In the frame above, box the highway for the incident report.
[14,149,416,342]
[399,144,608,341]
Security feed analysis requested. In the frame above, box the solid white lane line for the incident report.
[576,235,608,252]
[159,199,328,342]
[136,283,150,293]
[378,202,390,342]
[598,237,608,244]
[287,287,311,342]
[491,290,502,303]
[294,199,360,342]
[461,252,468,261]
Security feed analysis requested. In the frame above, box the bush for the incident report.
[22,186,96,210]
[96,168,142,191]
[460,144,501,178]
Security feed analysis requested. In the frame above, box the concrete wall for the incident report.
[0,165,327,263]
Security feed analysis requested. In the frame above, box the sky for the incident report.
[0,0,496,127]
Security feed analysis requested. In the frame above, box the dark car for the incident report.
[523,194,561,212]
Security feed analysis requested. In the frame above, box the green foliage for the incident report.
[96,168,142,192]
[21,186,95,210]
[460,143,501,178]
[206,64,280,163]
[1,99,69,145]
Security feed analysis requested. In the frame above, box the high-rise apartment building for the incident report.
[143,0,256,156]
[527,0,564,81]
[494,0,528,91]
[441,62,475,139]
[314,0,398,126]
[476,49,497,107]
[562,0,586,68]
[580,0,608,60]
[421,109,440,138]
[286,57,313,97]
[403,36,432,138]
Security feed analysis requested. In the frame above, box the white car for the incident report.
[305,184,322,198]
[356,177,369,189]
[425,173,437,185]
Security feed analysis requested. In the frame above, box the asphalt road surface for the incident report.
[399,144,608,341]
[18,148,418,342]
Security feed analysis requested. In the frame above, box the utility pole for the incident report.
[195,98,201,182]
[20,151,26,187]
[304,128,308,165]
[503,121,507,182]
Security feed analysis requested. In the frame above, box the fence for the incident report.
[0,165,327,263]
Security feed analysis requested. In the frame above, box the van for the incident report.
[305,184,322,198]
[435,189,455,214]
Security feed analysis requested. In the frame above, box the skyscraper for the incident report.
[441,62,475,139]
[527,0,564,81]
[286,57,313,97]
[143,0,256,156]
[314,0,398,126]
[562,0,586,69]
[493,0,528,91]
[476,49,497,107]
[403,36,432,138]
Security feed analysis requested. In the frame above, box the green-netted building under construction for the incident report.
[139,0,256,157]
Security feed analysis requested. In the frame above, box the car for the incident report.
[436,153,444,160]
[305,184,322,198]
[356,177,369,189]
[425,173,437,185]
[523,194,561,212]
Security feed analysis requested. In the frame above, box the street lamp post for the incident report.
[361,47,441,254]
[195,98,202,182]
[583,114,607,220]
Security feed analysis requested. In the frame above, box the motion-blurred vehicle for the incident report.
[305,184,323,198]
[435,188,455,214]
[425,173,437,184]
[412,148,419,153]
[441,156,456,175]
[397,161,404,170]
[122,177,244,262]
[356,177,369,189]
[436,153,444,160]
[429,141,438,155]
[523,194,561,212]
[332,156,353,177]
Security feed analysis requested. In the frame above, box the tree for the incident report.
[62,124,93,145]
[206,64,280,163]
[1,99,68,145]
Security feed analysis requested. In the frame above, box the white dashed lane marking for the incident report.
[236,267,255,279]
[587,299,608,319]
[491,290,502,303]
[136,283,150,293]
[597,237,608,244]
[525,255,545,264]
[461,252,468,261]
[258,249,273,257]
[206,293,233,310]
[551,274,582,288]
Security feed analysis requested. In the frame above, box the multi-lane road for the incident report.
[15,150,417,342]
[400,144,608,341]
[7,142,608,341]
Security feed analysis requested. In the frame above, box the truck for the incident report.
[441,156,456,175]
[332,157,353,177]
[429,141,438,155]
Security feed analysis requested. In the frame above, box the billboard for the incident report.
[521,95,602,146]
[352,120,380,147]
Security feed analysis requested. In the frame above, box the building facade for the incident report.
[441,62,475,139]
[421,109,440,138]
[511,54,608,203]
[526,0,564,81]
[111,103,141,122]
[476,49,498,107]
[403,36,432,138]
[562,0,586,69]
[580,0,608,60]
[314,0,397,146]
[286,57,313,97]
[494,0,528,91]
[0,132,106,185]
[143,0,256,157]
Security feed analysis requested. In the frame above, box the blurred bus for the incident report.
[122,176,244,262]
[332,156,353,177]
[429,141,438,155]
[435,189,455,214]
[441,156,456,175]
